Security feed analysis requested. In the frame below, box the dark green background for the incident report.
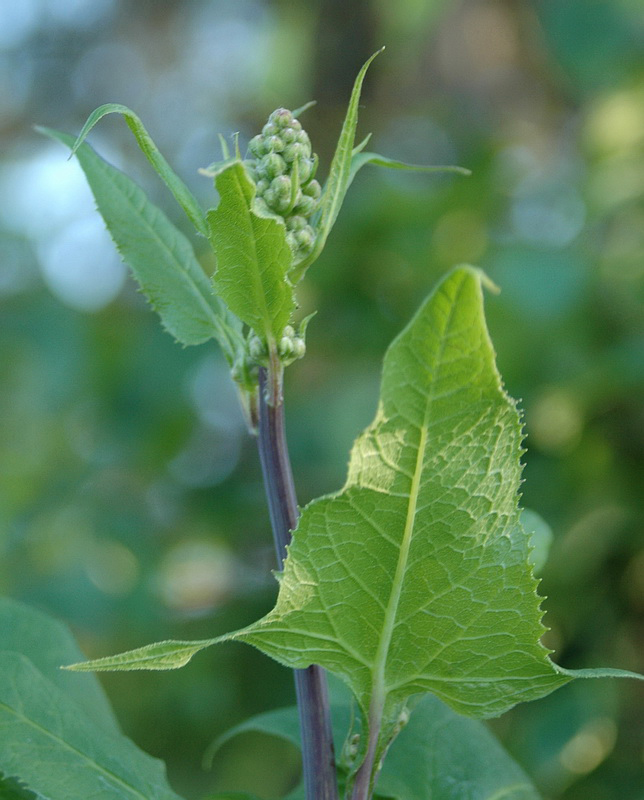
[1,1,642,798]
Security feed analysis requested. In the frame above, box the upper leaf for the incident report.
[70,103,208,237]
[207,160,295,344]
[39,127,243,358]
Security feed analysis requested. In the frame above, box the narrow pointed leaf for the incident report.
[71,103,208,237]
[348,151,471,190]
[39,127,242,357]
[291,48,384,279]
[0,653,184,800]
[207,160,295,343]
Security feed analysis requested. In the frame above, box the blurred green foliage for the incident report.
[0,1,642,798]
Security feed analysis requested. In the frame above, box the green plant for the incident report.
[2,50,640,800]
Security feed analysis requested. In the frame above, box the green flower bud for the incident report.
[265,135,285,153]
[283,142,309,164]
[248,134,266,157]
[283,325,295,338]
[294,194,318,217]
[290,118,302,133]
[302,179,321,200]
[269,108,293,128]
[294,226,315,250]
[297,130,311,148]
[255,178,269,195]
[265,175,292,213]
[291,337,306,359]
[278,335,294,357]
[257,153,286,180]
[297,158,313,184]
[262,122,279,137]
[286,215,308,231]
[281,127,298,145]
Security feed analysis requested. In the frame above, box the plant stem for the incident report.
[256,366,339,800]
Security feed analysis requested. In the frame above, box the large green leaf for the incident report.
[0,652,184,800]
[70,103,208,237]
[38,127,243,357]
[207,160,295,344]
[0,597,119,734]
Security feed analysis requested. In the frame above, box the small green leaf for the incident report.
[38,127,243,357]
[0,653,184,800]
[347,151,471,190]
[207,160,295,344]
[291,48,384,280]
[71,103,208,237]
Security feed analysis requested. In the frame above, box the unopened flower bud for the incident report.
[294,195,317,217]
[281,127,297,145]
[291,337,306,359]
[265,135,285,153]
[286,215,307,231]
[295,226,314,250]
[258,153,286,180]
[255,178,269,195]
[279,336,294,357]
[269,108,293,129]
[262,122,279,137]
[283,142,308,164]
[248,134,266,157]
[283,325,295,338]
[298,158,313,183]
[265,175,292,213]
[302,179,321,200]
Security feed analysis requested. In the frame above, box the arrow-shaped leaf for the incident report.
[66,267,641,790]
[207,160,295,344]
[38,127,243,358]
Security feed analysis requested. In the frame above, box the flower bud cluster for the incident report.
[247,108,321,260]
[248,325,306,366]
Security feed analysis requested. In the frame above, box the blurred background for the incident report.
[1,0,643,798]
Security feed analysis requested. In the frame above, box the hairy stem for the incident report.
[256,367,339,800]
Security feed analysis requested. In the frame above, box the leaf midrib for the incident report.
[367,277,463,735]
